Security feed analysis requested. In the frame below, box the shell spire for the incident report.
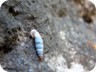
[0,0,7,7]
[0,65,7,72]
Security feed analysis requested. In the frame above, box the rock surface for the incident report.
[0,0,96,72]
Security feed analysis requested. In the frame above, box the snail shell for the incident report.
[0,65,7,72]
[30,29,44,61]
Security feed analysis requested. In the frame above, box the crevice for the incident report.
[9,6,22,16]
[82,14,93,24]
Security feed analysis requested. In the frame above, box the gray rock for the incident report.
[0,0,96,72]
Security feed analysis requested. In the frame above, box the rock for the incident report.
[0,0,96,72]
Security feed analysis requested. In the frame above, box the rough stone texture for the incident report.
[0,0,96,72]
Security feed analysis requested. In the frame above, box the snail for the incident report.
[30,29,44,61]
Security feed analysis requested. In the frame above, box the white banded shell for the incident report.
[30,29,44,61]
